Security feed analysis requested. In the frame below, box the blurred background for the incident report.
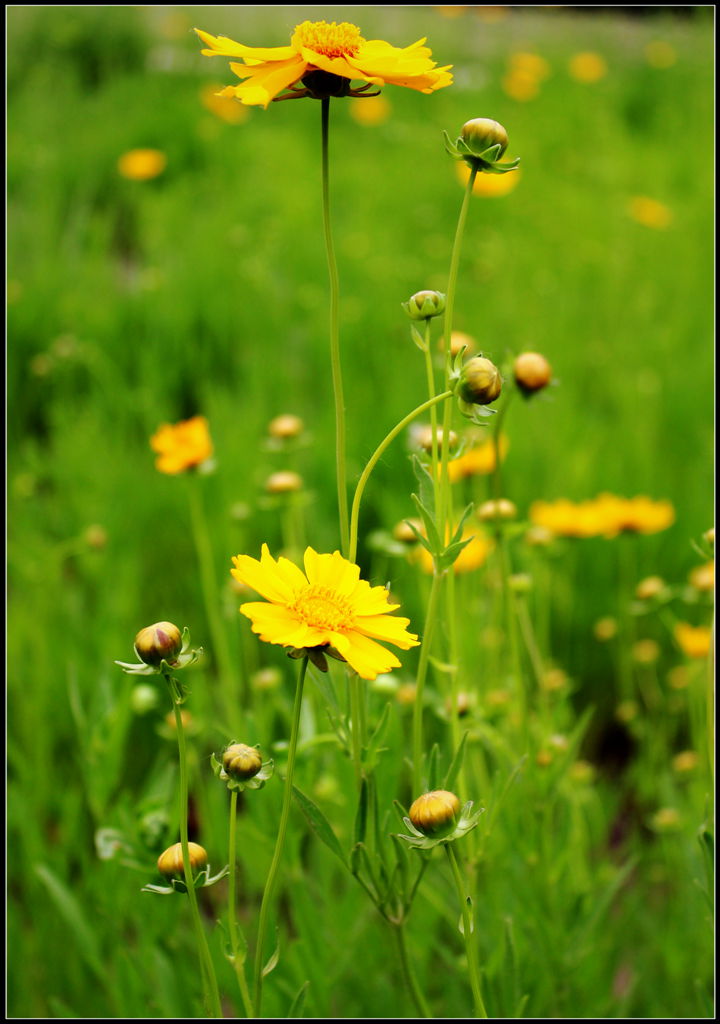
[7,6,714,1019]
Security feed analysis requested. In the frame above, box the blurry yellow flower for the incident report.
[117,148,167,181]
[447,434,509,482]
[615,700,639,724]
[443,330,477,357]
[632,638,660,665]
[650,807,681,832]
[349,94,392,125]
[456,159,520,197]
[529,498,603,539]
[593,494,675,536]
[509,52,551,81]
[200,82,250,123]
[627,196,673,229]
[230,545,419,680]
[672,750,698,774]
[475,6,509,22]
[415,525,493,574]
[195,20,452,108]
[635,576,666,601]
[568,52,608,83]
[667,664,690,690]
[502,69,540,102]
[688,561,714,592]
[594,617,618,641]
[150,416,213,474]
[396,682,418,706]
[674,622,712,659]
[645,40,677,69]
[435,6,467,18]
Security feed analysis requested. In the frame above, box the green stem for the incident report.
[412,570,444,795]
[187,476,240,731]
[350,672,365,788]
[253,656,308,1015]
[228,790,254,1018]
[394,921,433,1019]
[422,322,442,518]
[171,695,223,1018]
[321,96,349,556]
[439,165,477,537]
[446,844,487,1019]
[348,390,454,564]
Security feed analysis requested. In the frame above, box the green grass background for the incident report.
[8,5,714,1019]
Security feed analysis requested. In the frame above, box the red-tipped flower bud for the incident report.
[134,622,183,666]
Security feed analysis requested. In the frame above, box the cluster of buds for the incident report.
[397,789,484,850]
[444,118,520,175]
[143,841,228,895]
[211,741,274,792]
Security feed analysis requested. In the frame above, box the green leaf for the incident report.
[288,980,310,1018]
[292,786,347,867]
[262,937,280,978]
[364,700,392,772]
[443,731,469,791]
[34,864,106,983]
[410,324,428,351]
[427,743,440,790]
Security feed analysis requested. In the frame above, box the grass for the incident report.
[7,5,714,1019]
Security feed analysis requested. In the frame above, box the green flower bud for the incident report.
[476,498,517,523]
[157,841,208,879]
[402,290,446,321]
[222,743,263,781]
[409,790,461,838]
[513,352,552,395]
[460,118,509,160]
[458,356,502,406]
[134,622,183,667]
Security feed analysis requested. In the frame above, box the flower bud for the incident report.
[513,352,552,395]
[415,424,458,454]
[392,518,423,545]
[157,841,208,879]
[593,617,618,642]
[403,290,446,321]
[265,470,303,494]
[409,790,461,837]
[460,118,509,159]
[477,498,517,523]
[632,639,660,665]
[134,622,183,666]
[222,743,263,781]
[703,527,714,548]
[396,683,418,706]
[457,356,502,406]
[268,413,304,440]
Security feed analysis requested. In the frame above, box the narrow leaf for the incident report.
[292,786,347,867]
[443,731,469,791]
[287,981,310,1018]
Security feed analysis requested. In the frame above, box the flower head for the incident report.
[675,622,712,659]
[195,21,452,108]
[117,148,167,181]
[150,416,213,474]
[230,545,419,680]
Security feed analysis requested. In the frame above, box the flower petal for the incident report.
[355,613,420,649]
[225,57,307,106]
[194,28,296,62]
[331,630,402,680]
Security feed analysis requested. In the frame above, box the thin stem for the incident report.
[412,570,445,795]
[350,672,365,788]
[228,790,254,1018]
[253,656,309,1015]
[348,390,454,564]
[187,476,240,731]
[446,844,487,1019]
[422,321,442,517]
[321,96,349,556]
[394,921,433,1019]
[171,695,223,1018]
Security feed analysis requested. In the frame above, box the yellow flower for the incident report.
[627,196,673,229]
[150,416,213,474]
[529,498,604,539]
[568,52,608,83]
[509,52,551,81]
[349,94,392,125]
[195,20,452,108]
[502,69,540,102]
[688,561,714,592]
[674,622,712,659]
[593,494,675,536]
[200,82,250,124]
[447,433,509,481]
[456,159,520,197]
[117,148,167,181]
[230,545,420,680]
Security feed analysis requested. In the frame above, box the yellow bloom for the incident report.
[195,20,452,108]
[502,69,540,102]
[627,196,673,229]
[230,545,420,680]
[456,159,520,197]
[349,94,392,125]
[447,433,509,481]
[568,52,608,83]
[529,498,604,539]
[150,416,213,474]
[688,561,714,592]
[509,52,551,81]
[594,494,675,536]
[117,148,167,181]
[674,622,712,659]
[200,82,249,124]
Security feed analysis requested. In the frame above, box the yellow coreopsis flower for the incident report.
[150,416,213,474]
[231,545,420,680]
[674,622,712,659]
[447,434,509,481]
[117,148,167,181]
[595,494,675,536]
[195,20,452,108]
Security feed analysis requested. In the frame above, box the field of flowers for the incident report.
[7,5,714,1019]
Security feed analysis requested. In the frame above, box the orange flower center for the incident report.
[291,584,355,630]
[293,20,363,59]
